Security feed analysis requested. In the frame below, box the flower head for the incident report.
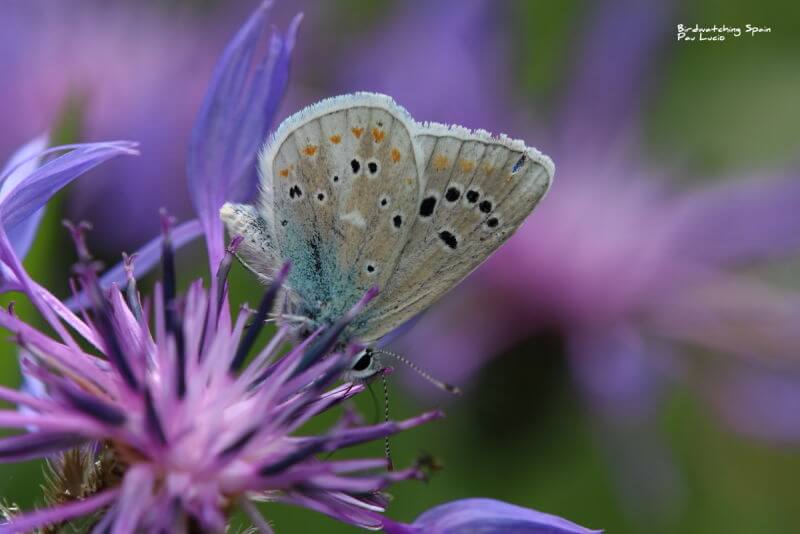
[0,218,440,532]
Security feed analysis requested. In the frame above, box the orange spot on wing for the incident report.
[372,128,385,143]
[432,154,449,170]
[459,159,475,172]
[351,127,364,138]
[303,145,318,156]
[329,134,342,144]
[481,164,495,174]
[391,148,401,163]
[279,168,289,177]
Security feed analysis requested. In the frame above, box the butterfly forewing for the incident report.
[354,126,552,342]
[263,94,421,326]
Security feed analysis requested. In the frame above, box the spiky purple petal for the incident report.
[187,0,301,268]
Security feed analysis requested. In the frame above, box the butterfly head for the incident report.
[344,347,462,395]
[344,347,384,383]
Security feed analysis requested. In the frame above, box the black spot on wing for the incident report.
[512,154,526,173]
[419,197,437,217]
[439,230,458,249]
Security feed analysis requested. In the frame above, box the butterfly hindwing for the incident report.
[354,125,552,342]
[261,94,421,326]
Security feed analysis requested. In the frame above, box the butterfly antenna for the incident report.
[374,349,462,395]
[381,371,394,471]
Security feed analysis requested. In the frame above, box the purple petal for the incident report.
[0,134,48,261]
[66,218,203,309]
[0,134,49,195]
[667,173,800,265]
[0,431,86,462]
[5,207,44,262]
[325,410,443,449]
[383,498,602,534]
[0,487,120,533]
[187,0,301,267]
[0,141,138,231]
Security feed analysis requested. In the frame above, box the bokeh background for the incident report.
[2,0,800,532]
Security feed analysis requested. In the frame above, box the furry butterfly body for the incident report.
[221,93,553,345]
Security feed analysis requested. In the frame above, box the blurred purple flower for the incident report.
[354,0,800,434]
[0,1,223,249]
[382,498,601,534]
[67,0,299,301]
[340,0,800,519]
[337,0,516,134]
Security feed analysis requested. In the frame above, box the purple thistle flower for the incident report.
[0,219,442,532]
[0,160,598,532]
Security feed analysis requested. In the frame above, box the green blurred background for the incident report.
[2,0,799,532]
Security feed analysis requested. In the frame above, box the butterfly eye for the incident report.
[352,351,372,371]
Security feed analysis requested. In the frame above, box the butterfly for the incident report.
[221,92,553,381]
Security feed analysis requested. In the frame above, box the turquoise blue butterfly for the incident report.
[221,93,553,379]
